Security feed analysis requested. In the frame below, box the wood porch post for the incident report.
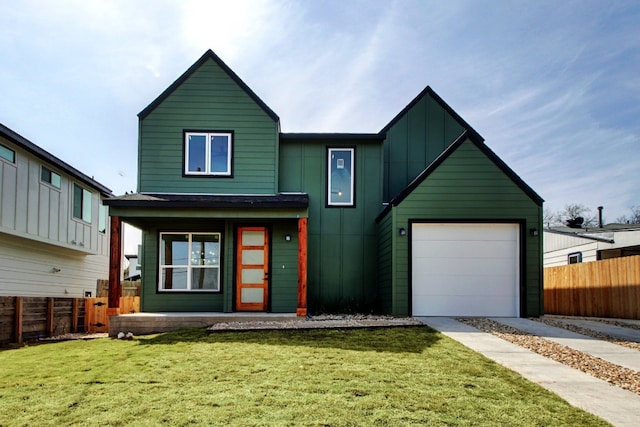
[108,215,122,316]
[297,217,308,316]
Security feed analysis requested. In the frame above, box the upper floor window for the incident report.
[0,143,15,163]
[98,204,108,233]
[185,131,232,176]
[73,184,92,222]
[327,147,355,207]
[41,166,61,189]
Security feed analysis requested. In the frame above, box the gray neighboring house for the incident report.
[544,224,640,267]
[0,123,113,297]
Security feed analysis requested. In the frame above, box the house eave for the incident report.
[0,123,113,197]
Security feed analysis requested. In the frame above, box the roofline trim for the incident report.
[543,228,615,244]
[280,132,384,141]
[0,123,113,196]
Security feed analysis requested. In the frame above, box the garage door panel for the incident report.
[412,294,517,317]
[413,258,515,277]
[411,223,519,317]
[413,276,516,297]
[412,240,517,259]
[412,223,518,241]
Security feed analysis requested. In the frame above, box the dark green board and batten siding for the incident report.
[376,134,543,317]
[382,87,472,203]
[279,135,383,312]
[138,57,279,195]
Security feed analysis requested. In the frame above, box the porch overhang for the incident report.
[104,192,308,209]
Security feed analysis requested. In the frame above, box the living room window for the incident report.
[41,166,61,189]
[159,232,221,291]
[327,147,355,206]
[73,184,92,222]
[185,131,232,176]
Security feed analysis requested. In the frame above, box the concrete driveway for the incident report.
[417,316,640,427]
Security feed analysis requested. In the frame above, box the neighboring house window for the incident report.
[568,252,582,264]
[98,204,108,233]
[327,147,355,206]
[73,184,92,222]
[41,166,61,189]
[184,131,232,176]
[0,143,14,163]
[159,232,221,291]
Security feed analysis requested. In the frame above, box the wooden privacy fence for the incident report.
[85,296,140,333]
[544,255,640,319]
[97,279,140,297]
[0,296,140,344]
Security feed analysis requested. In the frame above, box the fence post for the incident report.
[47,297,54,337]
[72,298,79,332]
[15,297,23,345]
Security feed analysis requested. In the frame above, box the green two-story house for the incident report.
[105,50,543,319]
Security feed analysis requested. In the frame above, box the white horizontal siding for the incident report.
[0,232,108,297]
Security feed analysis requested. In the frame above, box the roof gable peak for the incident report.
[380,86,483,141]
[138,49,279,122]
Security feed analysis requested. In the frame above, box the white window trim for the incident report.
[327,147,355,206]
[184,132,232,176]
[41,165,62,190]
[159,232,222,292]
[72,183,92,223]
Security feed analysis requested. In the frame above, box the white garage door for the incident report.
[412,223,519,317]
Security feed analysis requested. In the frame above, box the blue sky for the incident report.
[1,0,639,244]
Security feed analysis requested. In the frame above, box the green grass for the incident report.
[0,327,608,426]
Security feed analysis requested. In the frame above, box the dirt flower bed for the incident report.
[458,317,640,396]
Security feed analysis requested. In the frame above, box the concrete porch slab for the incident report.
[109,312,299,337]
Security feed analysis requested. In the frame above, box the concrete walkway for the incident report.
[490,317,640,372]
[547,317,640,342]
[417,317,640,427]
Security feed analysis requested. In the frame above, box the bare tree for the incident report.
[557,203,597,228]
[615,206,640,224]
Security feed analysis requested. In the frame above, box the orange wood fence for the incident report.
[544,255,640,319]
[85,296,140,333]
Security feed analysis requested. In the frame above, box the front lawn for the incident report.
[0,327,608,426]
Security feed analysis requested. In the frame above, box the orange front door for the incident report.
[236,227,269,311]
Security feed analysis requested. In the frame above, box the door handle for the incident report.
[263,272,269,281]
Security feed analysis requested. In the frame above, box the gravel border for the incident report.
[208,314,422,331]
[458,317,640,396]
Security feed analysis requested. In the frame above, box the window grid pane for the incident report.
[159,232,221,291]
[188,134,207,173]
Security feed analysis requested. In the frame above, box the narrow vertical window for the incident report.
[73,184,92,222]
[327,147,355,206]
[185,131,232,176]
[98,204,108,233]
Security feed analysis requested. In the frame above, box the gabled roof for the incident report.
[380,86,483,141]
[0,122,113,197]
[376,129,544,221]
[138,50,279,122]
